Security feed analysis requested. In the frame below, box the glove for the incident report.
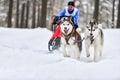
[74,24,78,29]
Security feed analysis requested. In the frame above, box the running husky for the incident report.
[60,17,82,60]
[84,20,104,62]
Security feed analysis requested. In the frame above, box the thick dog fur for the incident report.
[60,18,82,60]
[85,21,104,62]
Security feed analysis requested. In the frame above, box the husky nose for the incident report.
[90,33,93,36]
[64,27,67,30]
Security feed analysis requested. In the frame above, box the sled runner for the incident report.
[48,37,60,51]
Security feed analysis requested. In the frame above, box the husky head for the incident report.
[86,20,98,37]
[60,17,74,35]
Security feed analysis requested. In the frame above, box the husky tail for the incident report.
[98,24,104,46]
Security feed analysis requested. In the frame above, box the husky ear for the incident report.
[61,17,66,22]
[93,19,97,24]
[63,17,66,21]
[89,20,91,24]
[69,17,73,23]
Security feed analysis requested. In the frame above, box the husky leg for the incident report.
[61,37,68,57]
[61,45,67,57]
[99,46,102,56]
[85,44,90,57]
[76,48,81,60]
[100,45,103,56]
[77,51,81,60]
[94,46,99,62]
[66,45,71,57]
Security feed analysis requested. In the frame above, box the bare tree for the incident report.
[37,3,41,27]
[32,0,36,28]
[40,0,47,28]
[15,0,19,28]
[20,3,25,28]
[25,1,30,28]
[112,0,115,28]
[116,0,120,28]
[7,0,13,28]
[48,0,55,30]
[93,0,99,23]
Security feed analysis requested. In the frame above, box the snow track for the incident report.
[0,27,120,80]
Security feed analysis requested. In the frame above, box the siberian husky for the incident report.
[60,17,82,60]
[84,20,104,62]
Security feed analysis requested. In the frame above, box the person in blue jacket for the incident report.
[48,1,80,50]
[57,1,80,28]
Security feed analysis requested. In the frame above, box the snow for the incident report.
[0,27,120,80]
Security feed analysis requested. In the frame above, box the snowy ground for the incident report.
[0,27,120,80]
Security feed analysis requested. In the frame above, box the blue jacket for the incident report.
[58,7,80,26]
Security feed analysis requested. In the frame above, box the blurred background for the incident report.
[0,0,120,29]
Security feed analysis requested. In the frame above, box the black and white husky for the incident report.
[60,17,82,60]
[84,21,104,62]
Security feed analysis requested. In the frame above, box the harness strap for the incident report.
[73,37,85,44]
[90,39,94,44]
[73,36,94,44]
[86,36,94,44]
[90,36,94,44]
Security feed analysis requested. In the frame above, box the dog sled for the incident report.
[48,25,61,51]
[48,16,61,51]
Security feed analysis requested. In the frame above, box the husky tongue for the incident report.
[64,29,69,34]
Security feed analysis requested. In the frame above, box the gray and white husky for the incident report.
[84,21,104,62]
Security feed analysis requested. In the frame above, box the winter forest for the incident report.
[0,0,120,29]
